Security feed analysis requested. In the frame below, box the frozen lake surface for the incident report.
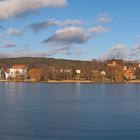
[0,82,140,140]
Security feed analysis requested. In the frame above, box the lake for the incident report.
[0,82,140,140]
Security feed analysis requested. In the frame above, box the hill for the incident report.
[0,57,89,69]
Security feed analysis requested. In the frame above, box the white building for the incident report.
[0,68,10,79]
[100,71,106,76]
[10,64,27,79]
[76,70,81,74]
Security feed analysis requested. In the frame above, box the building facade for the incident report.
[107,59,124,67]
[9,64,27,79]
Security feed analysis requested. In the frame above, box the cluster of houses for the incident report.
[0,64,82,81]
[0,59,139,81]
[107,59,140,80]
[0,64,27,80]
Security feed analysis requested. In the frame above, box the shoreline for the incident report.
[47,80,92,83]
[0,79,140,83]
[126,80,140,83]
[0,79,92,83]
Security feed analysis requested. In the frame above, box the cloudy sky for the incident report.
[0,0,140,60]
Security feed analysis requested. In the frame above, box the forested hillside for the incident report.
[0,57,139,82]
[0,57,88,69]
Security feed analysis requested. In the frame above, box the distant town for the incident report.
[0,57,140,83]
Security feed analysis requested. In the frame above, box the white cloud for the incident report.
[0,0,67,19]
[101,44,126,60]
[6,28,23,36]
[129,45,140,60]
[132,45,140,51]
[43,27,90,45]
[96,13,112,23]
[58,20,83,26]
[0,47,73,58]
[89,26,109,33]
[0,42,17,48]
[0,24,110,58]
[100,44,140,61]
[43,25,110,57]
[29,19,83,32]
[42,26,95,57]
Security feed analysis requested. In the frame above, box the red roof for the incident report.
[12,64,26,69]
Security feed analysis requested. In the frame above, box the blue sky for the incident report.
[0,0,140,61]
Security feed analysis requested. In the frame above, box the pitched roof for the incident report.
[12,64,27,69]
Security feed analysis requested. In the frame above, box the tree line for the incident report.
[0,57,140,82]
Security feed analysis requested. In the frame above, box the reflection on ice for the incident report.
[0,83,140,139]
